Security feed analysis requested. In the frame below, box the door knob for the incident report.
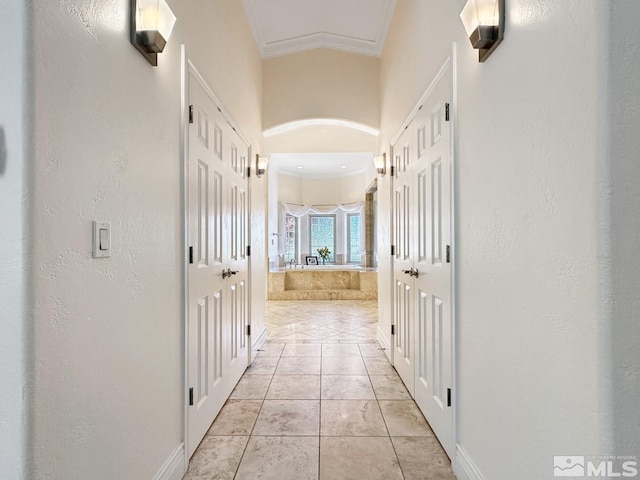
[403,268,419,278]
[222,268,238,279]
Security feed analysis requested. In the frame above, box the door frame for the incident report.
[388,44,458,462]
[180,47,253,462]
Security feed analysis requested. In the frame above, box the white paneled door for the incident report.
[187,69,250,458]
[392,121,416,396]
[412,66,454,459]
[391,61,454,459]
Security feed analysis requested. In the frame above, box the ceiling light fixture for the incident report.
[340,165,348,169]
[373,153,386,176]
[459,0,504,63]
[296,165,304,169]
[130,0,177,66]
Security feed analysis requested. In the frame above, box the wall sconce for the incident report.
[459,0,504,63]
[256,155,269,178]
[130,0,177,66]
[373,153,386,176]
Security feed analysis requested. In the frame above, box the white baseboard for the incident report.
[252,326,267,352]
[455,444,485,480]
[153,443,186,480]
[376,326,391,361]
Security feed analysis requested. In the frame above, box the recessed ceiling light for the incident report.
[296,165,304,169]
[340,165,348,169]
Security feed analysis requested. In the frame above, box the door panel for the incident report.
[392,123,415,395]
[413,67,454,459]
[187,72,250,458]
[226,125,250,384]
[187,77,229,456]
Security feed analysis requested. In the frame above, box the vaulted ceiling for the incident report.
[242,0,395,177]
[242,0,397,58]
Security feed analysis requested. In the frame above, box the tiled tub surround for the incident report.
[268,269,377,300]
[183,300,455,480]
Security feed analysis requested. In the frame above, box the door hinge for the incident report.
[447,388,452,407]
[246,325,251,336]
[189,387,194,406]
[445,103,450,122]
[391,324,395,336]
[390,165,395,177]
[391,245,396,256]
[246,245,251,257]
[189,246,194,264]
[246,166,251,178]
[446,245,451,263]
[188,105,194,124]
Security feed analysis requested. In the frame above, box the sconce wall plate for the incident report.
[256,154,268,178]
[130,0,176,66]
[460,0,505,63]
[373,153,386,177]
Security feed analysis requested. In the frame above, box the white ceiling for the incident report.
[242,0,397,58]
[270,152,374,178]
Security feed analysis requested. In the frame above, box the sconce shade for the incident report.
[131,0,176,65]
[460,0,504,62]
[256,155,269,178]
[373,153,386,176]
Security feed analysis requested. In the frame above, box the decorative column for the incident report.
[364,193,375,268]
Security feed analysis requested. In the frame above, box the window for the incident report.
[348,214,361,263]
[309,215,335,262]
[283,214,297,263]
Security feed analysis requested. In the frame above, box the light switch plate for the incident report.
[92,221,111,258]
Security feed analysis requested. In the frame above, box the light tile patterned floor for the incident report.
[184,300,456,480]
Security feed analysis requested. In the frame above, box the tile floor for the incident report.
[183,300,456,480]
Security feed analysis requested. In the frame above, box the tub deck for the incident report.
[268,269,377,300]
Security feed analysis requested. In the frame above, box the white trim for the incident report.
[179,43,191,463]
[187,62,251,147]
[263,118,379,138]
[390,57,452,146]
[451,41,460,475]
[153,443,186,480]
[455,444,486,480]
[376,325,392,363]
[242,0,396,58]
[261,32,383,59]
[251,325,267,358]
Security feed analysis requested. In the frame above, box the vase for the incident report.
[322,258,326,265]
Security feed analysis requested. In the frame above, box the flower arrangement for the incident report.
[316,246,331,264]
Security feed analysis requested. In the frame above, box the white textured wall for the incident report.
[265,125,378,154]
[380,1,624,478]
[277,173,369,205]
[250,168,268,350]
[263,48,380,130]
[30,0,263,478]
[277,174,368,205]
[0,2,29,478]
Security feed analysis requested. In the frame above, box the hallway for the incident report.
[183,301,455,479]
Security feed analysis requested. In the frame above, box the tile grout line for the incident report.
[318,343,323,480]
[366,343,408,480]
[232,347,283,480]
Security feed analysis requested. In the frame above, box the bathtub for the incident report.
[278,264,368,271]
[268,267,377,301]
